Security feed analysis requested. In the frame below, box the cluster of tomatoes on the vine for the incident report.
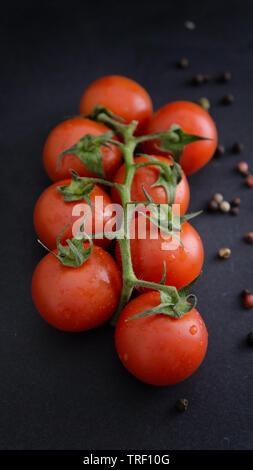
[32,75,218,386]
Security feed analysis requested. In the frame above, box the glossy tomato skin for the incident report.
[43,117,122,182]
[32,245,122,332]
[143,101,218,175]
[111,155,190,214]
[34,179,114,250]
[116,220,204,290]
[79,75,153,135]
[115,291,208,386]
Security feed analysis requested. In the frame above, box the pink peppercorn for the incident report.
[244,294,253,309]
[237,161,248,175]
[245,175,253,187]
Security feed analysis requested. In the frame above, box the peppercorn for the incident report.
[184,20,195,30]
[207,200,219,212]
[241,289,251,298]
[219,72,232,82]
[203,74,211,82]
[237,161,249,175]
[192,74,204,85]
[231,207,239,216]
[244,232,253,244]
[245,175,253,187]
[175,398,188,412]
[247,332,253,346]
[220,201,231,213]
[215,145,225,157]
[197,97,210,111]
[231,197,241,207]
[222,94,234,105]
[213,193,223,204]
[244,294,253,309]
[177,58,189,69]
[232,142,244,153]
[218,247,231,259]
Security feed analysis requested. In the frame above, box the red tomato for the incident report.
[31,245,122,332]
[116,219,204,290]
[115,291,208,386]
[43,117,122,182]
[34,179,114,250]
[79,75,153,135]
[110,155,190,214]
[143,101,218,174]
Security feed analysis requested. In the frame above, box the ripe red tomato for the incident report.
[143,101,218,174]
[116,219,204,290]
[31,245,122,332]
[43,117,122,182]
[115,291,208,386]
[79,75,153,135]
[110,155,190,214]
[34,179,114,250]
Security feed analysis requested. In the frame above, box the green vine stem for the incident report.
[55,106,207,326]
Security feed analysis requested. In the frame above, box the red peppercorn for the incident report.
[244,294,253,309]
[237,161,249,175]
[245,175,253,187]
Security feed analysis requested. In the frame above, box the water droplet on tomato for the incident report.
[190,325,198,335]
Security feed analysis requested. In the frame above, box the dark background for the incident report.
[1,0,253,450]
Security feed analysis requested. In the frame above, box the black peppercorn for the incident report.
[203,74,211,83]
[219,72,231,82]
[207,200,219,212]
[231,207,239,216]
[177,58,189,69]
[231,197,241,207]
[192,74,204,85]
[215,145,225,157]
[175,398,188,412]
[232,142,244,153]
[247,332,253,346]
[222,94,234,105]
[241,289,251,298]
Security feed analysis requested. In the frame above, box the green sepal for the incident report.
[38,217,93,268]
[156,124,208,163]
[57,132,114,178]
[126,275,200,322]
[57,170,94,210]
[86,105,125,123]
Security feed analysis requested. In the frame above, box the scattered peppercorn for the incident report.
[175,398,188,412]
[218,247,231,259]
[247,332,253,346]
[197,97,210,111]
[245,174,253,187]
[213,193,224,204]
[219,72,232,82]
[184,20,195,30]
[237,161,249,175]
[220,201,231,213]
[215,145,225,157]
[177,58,189,69]
[243,294,253,309]
[222,94,234,105]
[232,142,244,153]
[231,197,241,207]
[241,289,251,298]
[231,207,239,216]
[244,232,253,244]
[192,74,204,85]
[207,200,219,212]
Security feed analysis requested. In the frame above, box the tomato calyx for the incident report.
[57,132,115,178]
[38,217,93,268]
[126,275,200,321]
[86,105,126,124]
[57,170,95,206]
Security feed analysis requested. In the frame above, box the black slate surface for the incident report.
[1,0,253,450]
